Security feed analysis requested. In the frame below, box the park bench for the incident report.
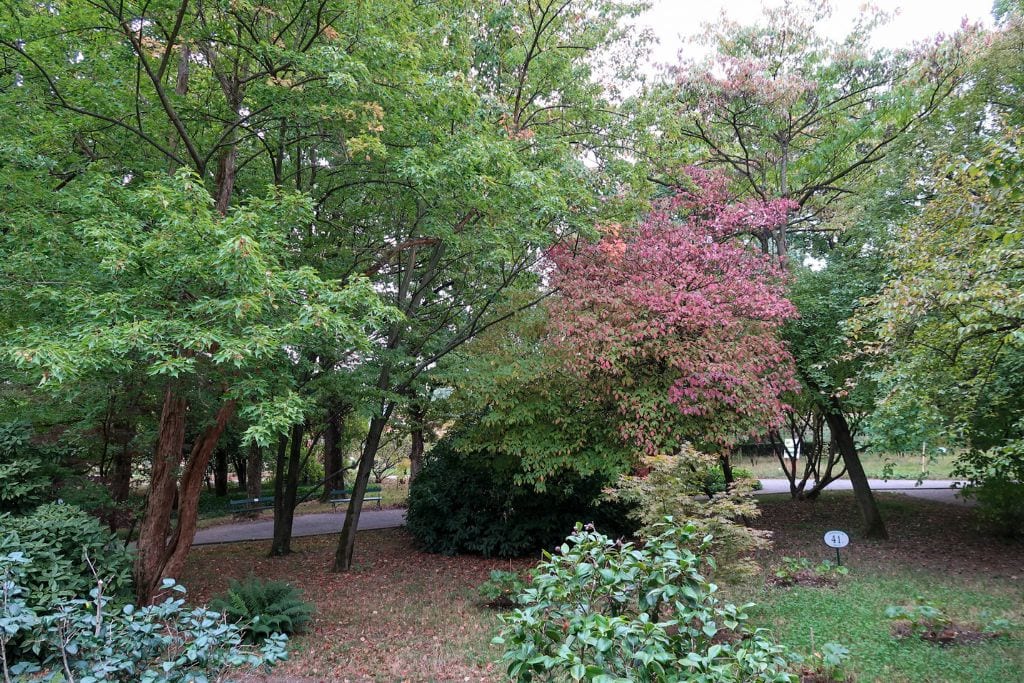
[329,485,382,512]
[228,496,275,515]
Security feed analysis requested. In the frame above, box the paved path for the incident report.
[193,508,406,546]
[756,478,972,505]
[193,479,971,546]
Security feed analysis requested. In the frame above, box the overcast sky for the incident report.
[638,1,994,68]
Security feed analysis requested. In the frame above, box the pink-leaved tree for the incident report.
[548,168,799,459]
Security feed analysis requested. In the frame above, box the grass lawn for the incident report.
[738,493,1024,683]
[183,492,1023,682]
[738,451,960,480]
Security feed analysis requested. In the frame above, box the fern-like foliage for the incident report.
[209,576,313,642]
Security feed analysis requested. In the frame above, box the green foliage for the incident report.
[607,452,770,580]
[793,642,850,682]
[209,576,313,643]
[699,466,761,495]
[406,436,632,558]
[1,557,286,683]
[770,557,849,586]
[476,570,526,609]
[0,503,133,614]
[955,441,1024,537]
[853,134,1024,469]
[885,600,952,637]
[0,422,59,513]
[493,520,796,682]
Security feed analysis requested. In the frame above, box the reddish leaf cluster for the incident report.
[547,169,799,452]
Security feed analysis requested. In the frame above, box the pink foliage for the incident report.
[547,168,799,451]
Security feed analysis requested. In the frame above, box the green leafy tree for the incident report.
[1,168,388,602]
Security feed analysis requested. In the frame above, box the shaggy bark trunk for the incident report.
[134,390,236,604]
[825,398,887,539]
[321,410,345,500]
[270,424,302,556]
[110,435,134,504]
[333,413,389,572]
[213,447,229,497]
[246,441,263,499]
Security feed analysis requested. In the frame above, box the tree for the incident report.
[324,0,649,572]
[853,135,1024,463]
[547,169,798,458]
[1,170,387,602]
[638,1,977,537]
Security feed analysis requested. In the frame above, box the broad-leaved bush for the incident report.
[1,554,286,682]
[494,520,796,682]
[406,437,632,557]
[0,503,134,613]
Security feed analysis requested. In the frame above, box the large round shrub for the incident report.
[406,438,632,557]
[0,502,134,612]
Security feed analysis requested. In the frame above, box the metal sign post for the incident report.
[823,530,850,565]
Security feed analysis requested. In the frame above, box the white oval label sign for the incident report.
[824,530,850,549]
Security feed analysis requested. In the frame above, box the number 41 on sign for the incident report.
[823,530,849,565]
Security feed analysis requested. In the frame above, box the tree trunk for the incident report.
[233,452,246,490]
[333,413,389,572]
[246,441,262,500]
[321,410,345,500]
[213,447,229,497]
[270,424,303,556]
[408,412,425,485]
[110,436,134,505]
[134,390,236,604]
[719,452,735,487]
[824,398,887,539]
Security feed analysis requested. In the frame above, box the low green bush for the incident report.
[1,553,286,683]
[0,503,134,613]
[956,442,1024,538]
[209,576,313,643]
[700,465,762,494]
[494,519,797,682]
[476,570,525,609]
[406,437,633,557]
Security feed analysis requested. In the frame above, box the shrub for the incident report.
[476,570,525,609]
[607,451,770,579]
[955,441,1024,538]
[0,503,134,613]
[209,576,313,642]
[0,422,53,513]
[699,465,762,495]
[406,437,632,557]
[494,520,796,682]
[1,554,286,683]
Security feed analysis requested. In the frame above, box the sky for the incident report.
[638,0,994,68]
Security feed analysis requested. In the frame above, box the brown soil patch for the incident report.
[890,620,1003,647]
[766,569,838,588]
